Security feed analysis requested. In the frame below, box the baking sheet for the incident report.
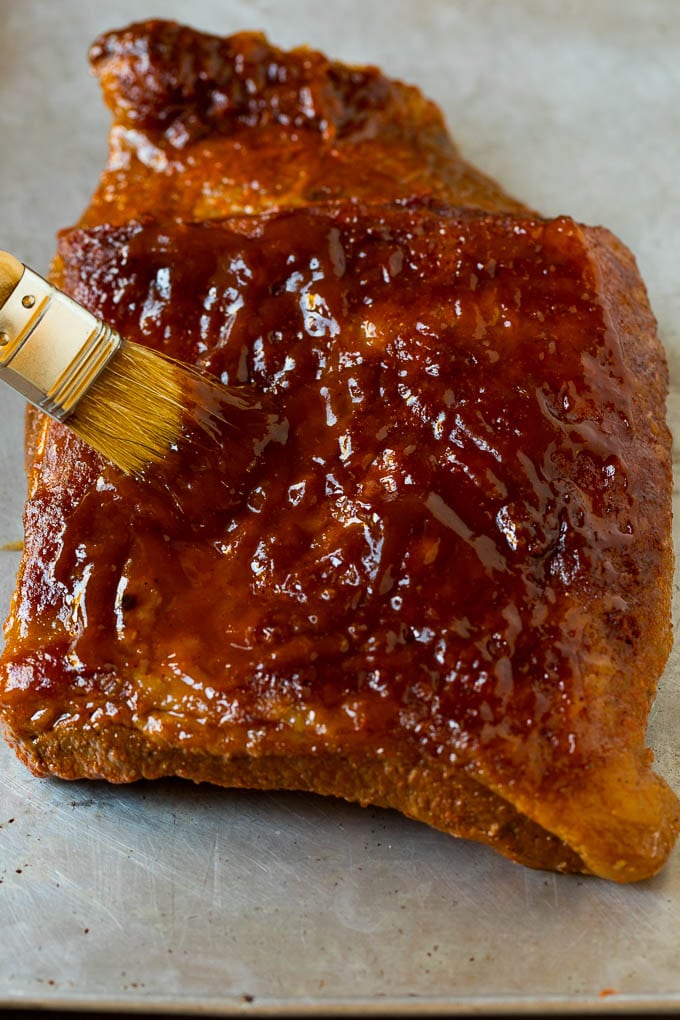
[1,0,680,1013]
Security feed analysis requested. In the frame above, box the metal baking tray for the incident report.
[2,0,680,1013]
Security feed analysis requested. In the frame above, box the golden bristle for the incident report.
[0,252,277,478]
[67,341,191,476]
[0,252,24,306]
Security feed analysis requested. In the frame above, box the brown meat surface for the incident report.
[2,20,677,881]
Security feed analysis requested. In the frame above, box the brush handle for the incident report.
[0,251,121,420]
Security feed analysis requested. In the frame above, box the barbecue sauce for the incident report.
[3,202,653,795]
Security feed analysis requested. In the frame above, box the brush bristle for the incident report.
[0,251,24,307]
[67,342,191,475]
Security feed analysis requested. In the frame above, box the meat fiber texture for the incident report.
[1,20,677,882]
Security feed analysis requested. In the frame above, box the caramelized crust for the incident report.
[1,21,677,881]
[84,19,529,224]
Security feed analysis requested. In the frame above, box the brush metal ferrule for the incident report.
[0,266,122,421]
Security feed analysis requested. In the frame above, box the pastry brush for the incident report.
[0,250,268,476]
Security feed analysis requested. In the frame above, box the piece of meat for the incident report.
[84,20,529,224]
[1,21,677,881]
[28,18,528,468]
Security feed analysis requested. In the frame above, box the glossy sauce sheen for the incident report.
[84,22,528,225]
[3,203,650,791]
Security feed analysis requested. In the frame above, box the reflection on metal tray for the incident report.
[1,744,680,1013]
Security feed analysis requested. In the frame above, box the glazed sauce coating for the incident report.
[1,18,676,884]
[82,21,528,226]
[3,203,654,795]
